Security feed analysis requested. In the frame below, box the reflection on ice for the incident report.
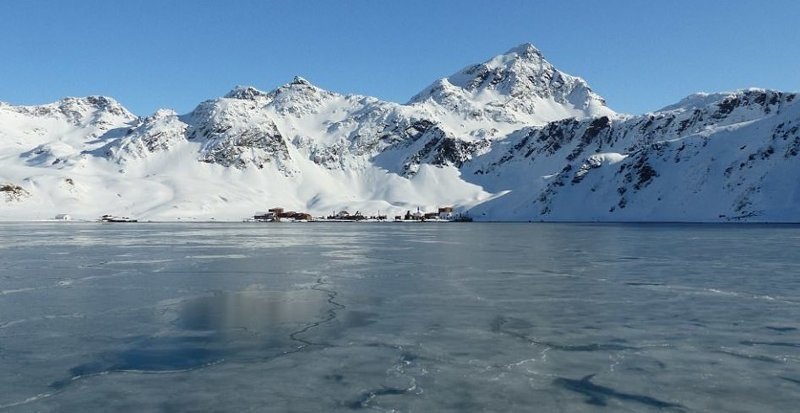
[175,290,327,332]
[50,288,336,392]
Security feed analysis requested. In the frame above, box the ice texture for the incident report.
[1,223,799,411]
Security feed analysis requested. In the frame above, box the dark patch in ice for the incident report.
[50,336,224,389]
[741,340,800,348]
[340,311,377,329]
[325,373,345,382]
[780,376,800,386]
[345,386,410,409]
[490,315,533,331]
[112,344,219,371]
[489,315,507,332]
[765,326,797,332]
[549,342,636,352]
[400,351,419,363]
[716,350,781,364]
[626,359,667,372]
[491,315,637,352]
[78,260,111,268]
[554,374,684,409]
[51,279,348,392]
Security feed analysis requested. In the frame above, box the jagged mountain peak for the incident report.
[59,95,135,120]
[503,42,543,58]
[146,108,180,121]
[271,76,326,95]
[54,95,132,116]
[290,75,312,86]
[412,43,575,98]
[59,95,122,107]
[224,85,270,100]
[264,76,341,117]
[224,77,320,101]
[409,43,614,126]
[192,76,338,126]
[1,95,137,127]
[463,42,548,83]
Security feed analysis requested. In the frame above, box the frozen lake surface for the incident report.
[1,222,799,412]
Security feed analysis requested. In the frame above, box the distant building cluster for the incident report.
[251,206,470,222]
[325,210,387,221]
[253,207,312,222]
[397,207,454,221]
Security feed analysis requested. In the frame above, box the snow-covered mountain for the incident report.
[1,44,798,222]
[467,89,800,221]
[408,44,614,129]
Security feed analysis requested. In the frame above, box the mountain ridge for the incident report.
[1,44,798,222]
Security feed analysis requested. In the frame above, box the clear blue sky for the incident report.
[1,1,798,116]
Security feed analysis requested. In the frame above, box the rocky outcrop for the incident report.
[102,109,188,162]
[466,89,800,221]
[1,183,30,202]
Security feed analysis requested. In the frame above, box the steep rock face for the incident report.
[397,127,492,177]
[466,89,800,221]
[0,183,30,202]
[475,89,797,175]
[102,109,188,162]
[187,99,291,171]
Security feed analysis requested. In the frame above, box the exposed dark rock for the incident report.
[1,183,30,202]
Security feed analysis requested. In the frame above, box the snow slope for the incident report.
[467,89,800,221]
[1,44,798,222]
